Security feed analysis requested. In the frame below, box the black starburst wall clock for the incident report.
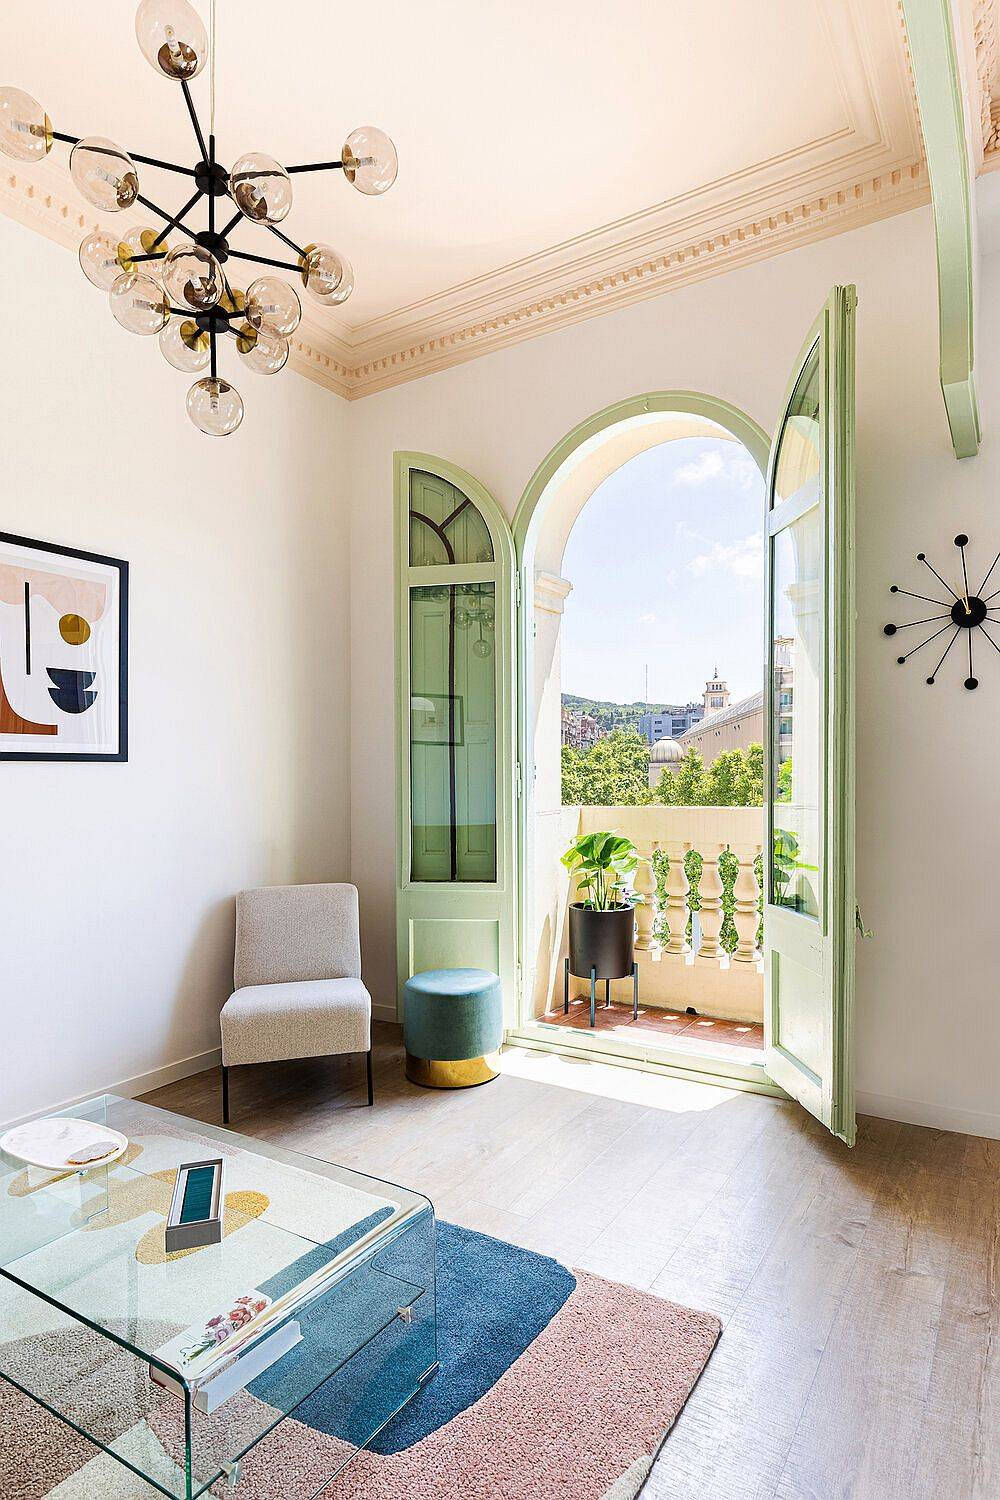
[884,534,1000,690]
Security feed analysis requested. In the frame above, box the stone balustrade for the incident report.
[543,804,765,1023]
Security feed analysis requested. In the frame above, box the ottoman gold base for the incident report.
[405,1052,501,1089]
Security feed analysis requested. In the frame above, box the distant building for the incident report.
[647,735,684,788]
[561,709,601,750]
[638,703,704,744]
[677,653,793,766]
[678,690,764,766]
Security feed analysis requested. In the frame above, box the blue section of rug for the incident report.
[253,1215,576,1455]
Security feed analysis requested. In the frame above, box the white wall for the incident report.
[1,218,352,1122]
[350,205,1000,1138]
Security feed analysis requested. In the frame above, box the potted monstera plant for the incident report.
[561,831,641,982]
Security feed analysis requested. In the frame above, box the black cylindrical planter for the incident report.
[568,903,635,980]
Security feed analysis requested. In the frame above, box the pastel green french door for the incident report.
[394,455,517,1018]
[763,286,857,1144]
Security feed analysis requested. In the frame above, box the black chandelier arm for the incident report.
[219,208,244,241]
[139,187,204,248]
[51,129,80,146]
[210,326,218,380]
[285,160,345,174]
[226,248,303,275]
[130,150,198,177]
[132,252,168,264]
[180,78,210,165]
[262,222,309,261]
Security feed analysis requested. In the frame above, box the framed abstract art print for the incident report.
[0,532,128,762]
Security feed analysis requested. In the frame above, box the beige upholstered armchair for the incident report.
[220,883,373,1122]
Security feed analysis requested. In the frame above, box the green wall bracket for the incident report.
[902,0,981,458]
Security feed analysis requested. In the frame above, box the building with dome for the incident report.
[647,733,684,788]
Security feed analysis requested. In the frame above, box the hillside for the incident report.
[561,692,698,735]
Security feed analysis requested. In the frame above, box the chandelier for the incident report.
[0,0,397,435]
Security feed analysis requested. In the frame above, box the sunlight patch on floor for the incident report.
[498,1045,740,1114]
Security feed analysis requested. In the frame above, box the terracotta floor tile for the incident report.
[538,1000,764,1062]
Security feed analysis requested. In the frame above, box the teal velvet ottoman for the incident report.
[403,968,504,1088]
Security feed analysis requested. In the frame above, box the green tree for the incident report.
[653,744,764,808]
[560,728,653,806]
[776,755,793,803]
[653,747,709,806]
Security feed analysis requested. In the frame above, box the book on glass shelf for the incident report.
[149,1292,302,1415]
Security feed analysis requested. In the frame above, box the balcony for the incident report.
[529,804,765,1057]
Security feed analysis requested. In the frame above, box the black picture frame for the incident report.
[410,692,465,747]
[0,530,129,762]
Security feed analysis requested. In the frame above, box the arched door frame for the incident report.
[510,392,770,1033]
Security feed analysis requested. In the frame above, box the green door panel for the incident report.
[763,286,857,1145]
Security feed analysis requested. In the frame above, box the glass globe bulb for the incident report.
[342,126,398,195]
[117,225,169,278]
[159,315,210,372]
[109,271,169,335]
[135,0,208,80]
[299,243,354,307]
[236,324,289,375]
[229,153,293,224]
[0,87,52,162]
[472,638,492,659]
[187,377,244,437]
[245,276,301,338]
[162,242,223,311]
[70,137,139,212]
[79,229,124,291]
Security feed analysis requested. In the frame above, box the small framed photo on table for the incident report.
[0,531,128,762]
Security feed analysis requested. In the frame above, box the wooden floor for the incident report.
[145,1024,1000,1500]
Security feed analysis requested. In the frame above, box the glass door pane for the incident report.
[771,513,822,917]
[409,584,497,882]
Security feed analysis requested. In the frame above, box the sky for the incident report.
[560,436,766,706]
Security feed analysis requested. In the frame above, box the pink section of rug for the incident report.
[199,1271,720,1499]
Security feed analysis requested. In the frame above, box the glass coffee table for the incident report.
[0,1095,437,1498]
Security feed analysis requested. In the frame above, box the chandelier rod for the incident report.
[219,207,243,240]
[52,128,200,179]
[286,160,345,175]
[262,222,309,260]
[137,187,204,245]
[179,78,209,164]
[226,247,303,274]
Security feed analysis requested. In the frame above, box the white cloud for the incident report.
[638,611,657,625]
[727,453,761,492]
[674,450,725,486]
[687,532,763,580]
[673,447,763,493]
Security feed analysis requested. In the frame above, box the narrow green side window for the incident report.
[409,584,497,882]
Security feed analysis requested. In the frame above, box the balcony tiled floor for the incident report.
[538,999,765,1061]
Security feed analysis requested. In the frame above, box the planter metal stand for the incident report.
[564,956,639,1028]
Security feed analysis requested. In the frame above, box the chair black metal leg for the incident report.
[590,967,597,1028]
[222,1064,230,1124]
[564,956,570,1014]
[366,1048,374,1107]
[605,977,611,1008]
[632,962,639,1021]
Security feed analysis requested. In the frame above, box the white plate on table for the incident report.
[0,1117,128,1173]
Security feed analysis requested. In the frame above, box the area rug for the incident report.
[0,1222,719,1500]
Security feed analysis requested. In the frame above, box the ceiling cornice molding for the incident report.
[344,160,930,397]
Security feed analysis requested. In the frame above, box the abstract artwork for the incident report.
[0,531,128,761]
